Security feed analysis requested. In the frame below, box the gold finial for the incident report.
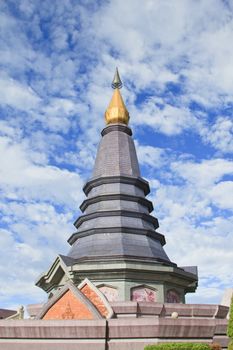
[105,68,130,125]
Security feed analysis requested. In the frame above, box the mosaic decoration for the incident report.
[166,290,180,303]
[131,287,157,302]
[99,286,118,302]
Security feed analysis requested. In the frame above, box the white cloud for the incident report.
[132,100,196,135]
[146,154,233,303]
[201,117,233,153]
[171,158,233,187]
[0,197,81,309]
[0,135,84,206]
[210,181,233,210]
[0,75,40,110]
[87,0,233,145]
[0,120,22,139]
[153,189,233,304]
[136,141,167,168]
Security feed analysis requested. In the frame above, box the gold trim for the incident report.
[105,88,129,125]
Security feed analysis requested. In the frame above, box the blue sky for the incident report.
[0,0,233,310]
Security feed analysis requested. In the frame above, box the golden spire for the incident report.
[105,68,130,125]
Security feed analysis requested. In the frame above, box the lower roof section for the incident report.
[35,253,198,296]
[67,232,171,263]
[67,227,166,246]
[83,175,150,196]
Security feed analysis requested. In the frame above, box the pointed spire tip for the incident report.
[105,68,129,125]
[111,67,122,89]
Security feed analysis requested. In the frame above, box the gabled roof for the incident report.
[35,254,74,292]
[36,281,102,320]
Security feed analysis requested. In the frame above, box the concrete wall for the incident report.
[0,313,229,350]
[0,319,106,350]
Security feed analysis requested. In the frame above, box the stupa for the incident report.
[36,68,198,304]
[1,70,229,350]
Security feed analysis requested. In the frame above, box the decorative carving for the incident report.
[78,278,114,319]
[99,286,118,302]
[166,290,180,303]
[131,287,157,302]
[62,302,74,319]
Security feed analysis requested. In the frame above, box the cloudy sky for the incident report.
[0,0,233,310]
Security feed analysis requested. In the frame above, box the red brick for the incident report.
[43,290,94,320]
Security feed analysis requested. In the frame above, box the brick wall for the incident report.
[43,290,94,320]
